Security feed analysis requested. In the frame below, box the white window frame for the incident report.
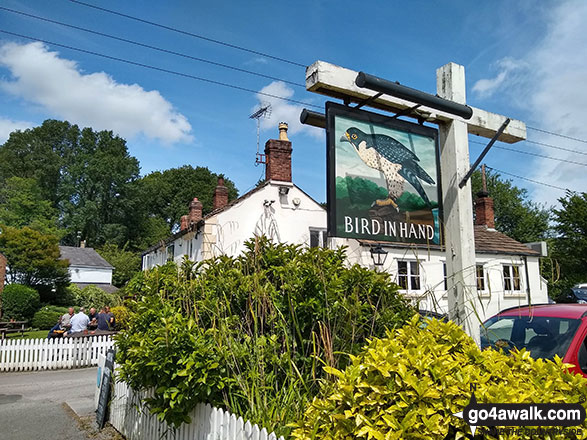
[309,228,327,248]
[503,264,523,294]
[476,264,491,297]
[397,260,422,294]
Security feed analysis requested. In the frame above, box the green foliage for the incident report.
[336,176,388,211]
[2,284,41,321]
[138,166,238,231]
[97,243,141,287]
[0,177,61,236]
[110,305,130,330]
[32,305,68,329]
[0,225,69,302]
[116,237,414,433]
[549,191,587,297]
[292,317,587,440]
[66,284,121,310]
[471,168,550,243]
[395,191,438,211]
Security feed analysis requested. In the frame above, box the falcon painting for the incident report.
[340,127,435,210]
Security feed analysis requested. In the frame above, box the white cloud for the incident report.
[472,58,525,98]
[0,42,192,144]
[255,81,322,139]
[0,116,34,144]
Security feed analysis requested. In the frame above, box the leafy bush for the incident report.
[291,316,587,440]
[2,284,40,321]
[110,305,129,330]
[116,237,414,433]
[32,305,68,329]
[66,284,121,310]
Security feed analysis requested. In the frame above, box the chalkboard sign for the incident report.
[96,348,115,429]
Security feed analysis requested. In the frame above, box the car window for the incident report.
[481,316,581,360]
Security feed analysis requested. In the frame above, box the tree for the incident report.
[0,225,69,302]
[471,168,550,243]
[0,120,141,247]
[0,177,61,236]
[550,191,587,290]
[138,166,238,230]
[97,243,141,287]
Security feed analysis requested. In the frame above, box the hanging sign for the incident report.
[326,102,442,245]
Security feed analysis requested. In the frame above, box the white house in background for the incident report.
[141,123,548,322]
[59,245,118,293]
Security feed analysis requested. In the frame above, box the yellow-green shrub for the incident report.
[110,305,129,330]
[291,316,587,440]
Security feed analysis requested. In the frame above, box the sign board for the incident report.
[326,102,442,245]
[96,348,115,429]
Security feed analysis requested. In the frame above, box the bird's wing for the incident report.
[371,134,419,164]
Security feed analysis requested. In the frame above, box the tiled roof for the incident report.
[359,225,539,256]
[73,283,118,293]
[59,246,113,269]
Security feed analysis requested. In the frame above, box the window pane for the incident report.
[410,261,419,276]
[443,263,447,291]
[310,230,319,248]
[476,265,485,291]
[513,266,521,290]
[411,276,420,290]
[398,261,408,275]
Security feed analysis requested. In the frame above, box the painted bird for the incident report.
[340,127,435,210]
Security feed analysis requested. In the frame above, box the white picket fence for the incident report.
[0,335,113,372]
[107,379,285,440]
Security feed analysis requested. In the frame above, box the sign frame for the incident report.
[326,101,443,245]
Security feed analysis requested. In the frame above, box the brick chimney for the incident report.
[264,122,292,182]
[474,191,495,229]
[188,197,203,225]
[213,177,229,210]
[180,215,189,231]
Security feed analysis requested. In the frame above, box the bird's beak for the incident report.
[340,132,350,143]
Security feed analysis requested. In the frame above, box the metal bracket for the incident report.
[459,118,511,188]
[353,92,383,110]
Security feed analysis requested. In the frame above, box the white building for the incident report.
[142,123,548,321]
[59,245,118,293]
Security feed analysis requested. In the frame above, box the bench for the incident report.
[0,322,28,340]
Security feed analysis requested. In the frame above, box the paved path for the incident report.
[0,367,98,440]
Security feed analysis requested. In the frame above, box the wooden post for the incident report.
[437,63,480,344]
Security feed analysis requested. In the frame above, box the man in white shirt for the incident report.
[69,307,90,333]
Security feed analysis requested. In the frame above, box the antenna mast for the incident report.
[249,103,271,165]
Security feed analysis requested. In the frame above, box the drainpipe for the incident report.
[523,255,531,305]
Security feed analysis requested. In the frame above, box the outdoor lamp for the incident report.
[370,244,388,267]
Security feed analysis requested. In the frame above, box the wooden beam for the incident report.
[306,60,526,144]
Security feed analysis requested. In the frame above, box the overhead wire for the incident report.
[484,166,569,192]
[527,126,587,145]
[0,6,305,88]
[0,29,323,110]
[68,0,307,68]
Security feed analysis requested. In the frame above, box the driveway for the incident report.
[0,367,99,440]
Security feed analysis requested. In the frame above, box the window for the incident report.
[503,264,521,291]
[476,265,485,291]
[398,261,421,293]
[309,229,327,248]
[166,244,175,262]
[442,262,448,291]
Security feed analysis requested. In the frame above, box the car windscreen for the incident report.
[480,316,581,360]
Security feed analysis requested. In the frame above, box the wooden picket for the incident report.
[107,379,285,440]
[0,335,114,372]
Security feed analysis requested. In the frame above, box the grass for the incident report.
[3,329,48,340]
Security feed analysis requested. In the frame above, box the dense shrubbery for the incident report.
[110,305,129,330]
[32,305,68,329]
[66,284,121,310]
[291,317,587,440]
[116,237,414,432]
[2,284,40,321]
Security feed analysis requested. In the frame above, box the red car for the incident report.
[481,304,587,378]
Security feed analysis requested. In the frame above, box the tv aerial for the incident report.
[249,103,271,165]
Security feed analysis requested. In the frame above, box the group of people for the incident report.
[48,306,116,338]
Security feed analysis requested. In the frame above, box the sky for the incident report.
[0,0,585,207]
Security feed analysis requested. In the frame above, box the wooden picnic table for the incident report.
[0,321,28,340]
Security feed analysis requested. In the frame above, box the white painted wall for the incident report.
[69,266,113,284]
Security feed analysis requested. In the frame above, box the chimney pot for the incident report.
[213,177,229,211]
[265,123,292,182]
[180,215,189,231]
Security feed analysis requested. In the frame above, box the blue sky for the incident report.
[1,0,585,206]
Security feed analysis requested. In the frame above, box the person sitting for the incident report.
[105,306,116,330]
[96,307,110,331]
[47,307,74,338]
[69,307,90,334]
[88,307,98,329]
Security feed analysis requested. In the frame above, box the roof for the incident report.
[496,304,587,320]
[59,246,113,269]
[73,282,119,293]
[360,225,539,257]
